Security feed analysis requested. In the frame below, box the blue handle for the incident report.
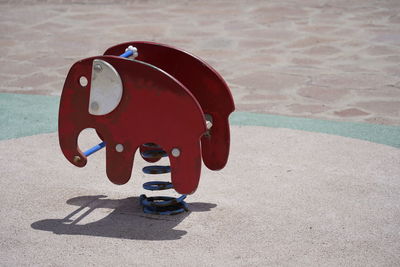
[83,142,106,157]
[119,50,133,58]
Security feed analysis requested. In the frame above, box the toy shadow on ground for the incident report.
[31,195,216,240]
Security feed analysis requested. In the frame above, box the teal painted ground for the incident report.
[0,93,59,140]
[231,112,400,148]
[1,93,399,148]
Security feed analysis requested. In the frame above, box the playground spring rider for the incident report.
[58,41,235,215]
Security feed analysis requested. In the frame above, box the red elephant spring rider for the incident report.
[59,42,235,215]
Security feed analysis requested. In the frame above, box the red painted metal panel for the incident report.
[59,42,235,197]
[104,42,235,170]
[59,56,206,194]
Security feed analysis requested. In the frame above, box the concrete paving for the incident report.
[1,127,399,266]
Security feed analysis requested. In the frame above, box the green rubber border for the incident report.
[230,112,400,148]
[1,93,399,148]
[0,93,59,140]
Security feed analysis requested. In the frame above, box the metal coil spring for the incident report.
[139,143,188,215]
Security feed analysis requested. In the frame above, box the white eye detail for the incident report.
[79,76,88,87]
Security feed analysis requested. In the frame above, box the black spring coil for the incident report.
[139,143,188,215]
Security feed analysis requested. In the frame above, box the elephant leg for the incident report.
[202,113,231,170]
[168,141,202,195]
[105,142,135,185]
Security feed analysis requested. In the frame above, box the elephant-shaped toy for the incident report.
[59,42,234,212]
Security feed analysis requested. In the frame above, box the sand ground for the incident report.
[1,0,400,124]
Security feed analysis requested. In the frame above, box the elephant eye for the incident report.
[79,76,88,87]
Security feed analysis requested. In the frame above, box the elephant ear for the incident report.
[104,42,235,171]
